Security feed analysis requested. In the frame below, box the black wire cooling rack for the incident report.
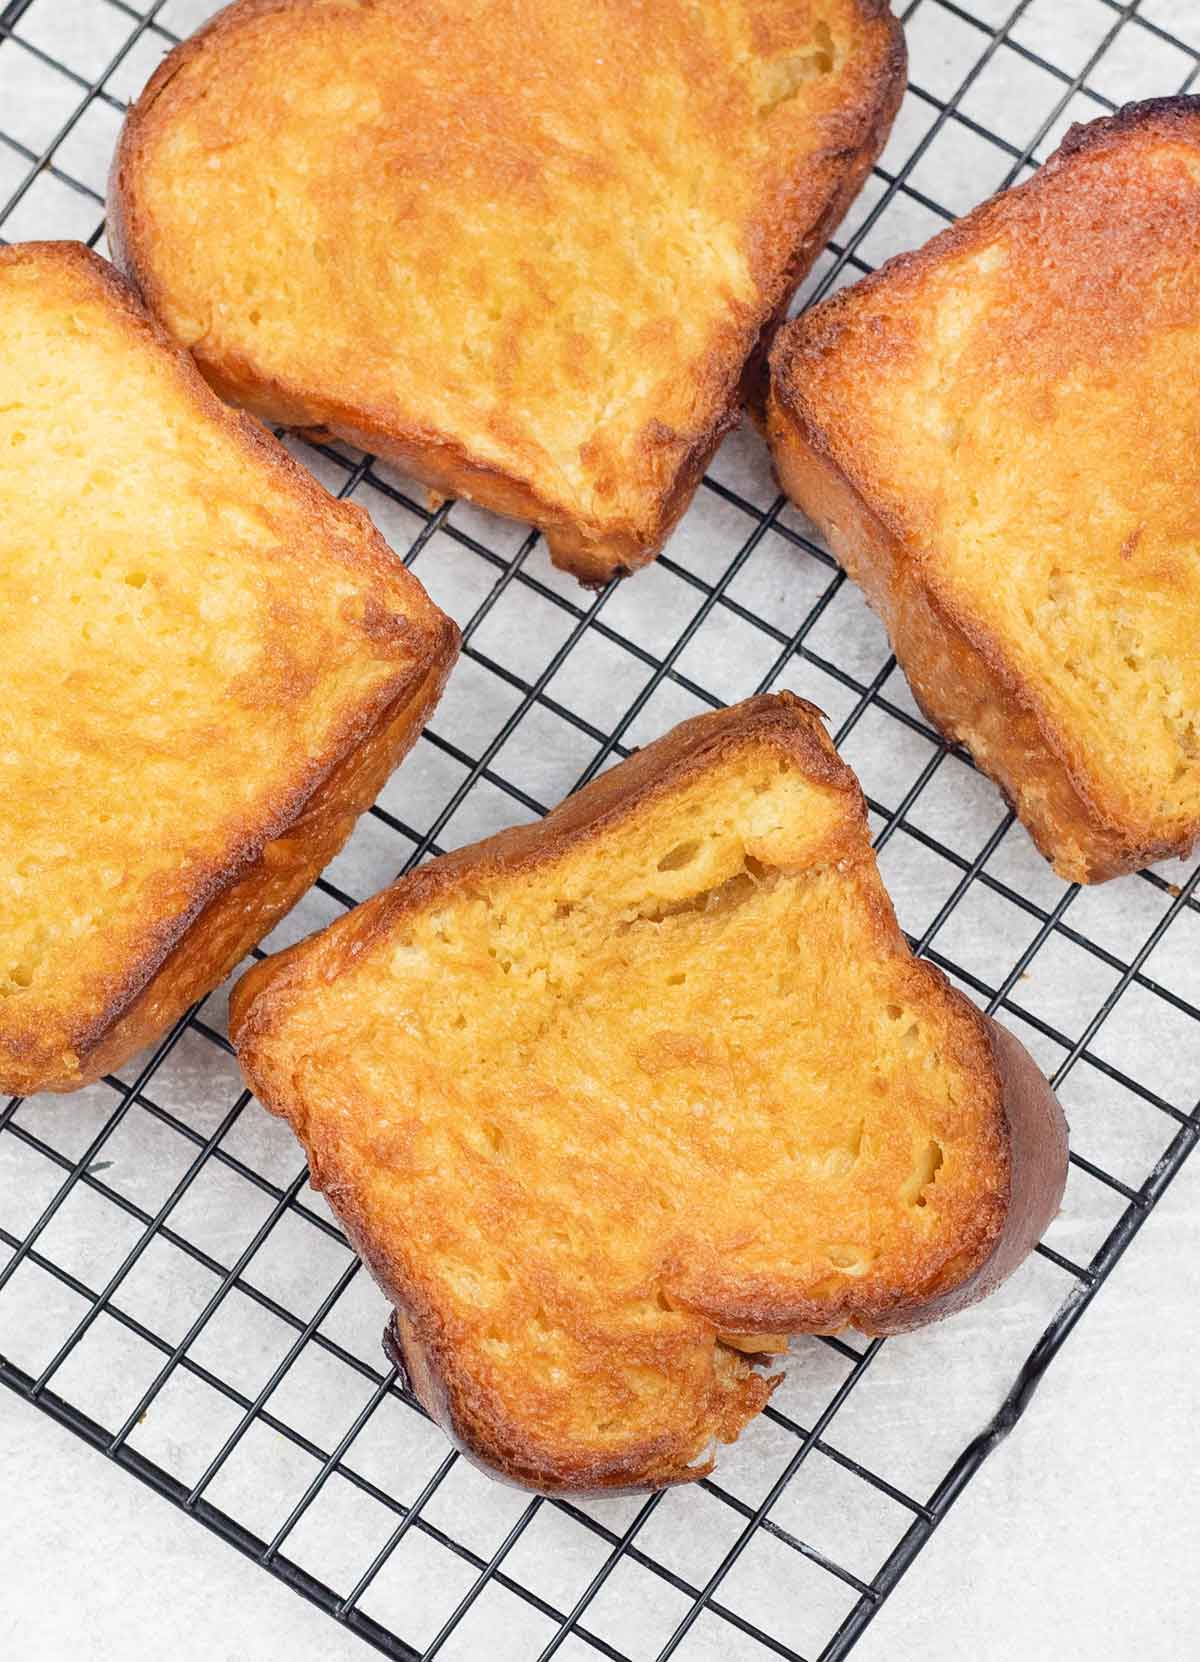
[2,1,1199,1658]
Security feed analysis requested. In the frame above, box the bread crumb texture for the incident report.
[114,0,902,576]
[770,101,1200,877]
[0,242,452,1092]
[234,697,1013,1491]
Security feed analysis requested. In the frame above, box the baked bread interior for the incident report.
[232,694,1067,1493]
[768,97,1200,882]
[0,241,457,1096]
[111,0,905,584]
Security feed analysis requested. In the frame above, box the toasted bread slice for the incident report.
[0,242,457,1097]
[110,0,904,586]
[232,693,1066,1494]
[768,98,1200,883]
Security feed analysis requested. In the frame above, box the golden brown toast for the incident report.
[0,242,458,1098]
[231,693,1066,1494]
[767,97,1200,884]
[110,0,904,586]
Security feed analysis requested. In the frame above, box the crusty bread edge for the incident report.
[862,1021,1067,1334]
[25,643,456,1097]
[108,0,905,586]
[231,693,1066,1493]
[738,0,907,423]
[766,97,1200,882]
[229,696,864,1033]
[0,241,460,1096]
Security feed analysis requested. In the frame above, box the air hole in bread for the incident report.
[124,570,147,588]
[657,839,701,872]
[631,871,752,924]
[825,1244,871,1274]
[902,1138,944,1208]
[633,853,774,927]
[755,21,837,115]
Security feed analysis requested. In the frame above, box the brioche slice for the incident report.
[0,242,457,1098]
[232,694,1066,1494]
[110,0,904,586]
[768,97,1200,883]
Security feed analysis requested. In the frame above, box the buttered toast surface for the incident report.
[768,98,1200,883]
[232,694,1066,1493]
[111,0,904,585]
[0,242,457,1097]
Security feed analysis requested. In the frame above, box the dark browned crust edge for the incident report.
[861,1022,1067,1334]
[379,1314,781,1498]
[0,240,459,1096]
[739,2,907,425]
[108,0,905,587]
[231,693,1067,1494]
[766,96,1200,882]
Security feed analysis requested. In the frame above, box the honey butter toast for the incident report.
[0,242,457,1097]
[232,693,1067,1494]
[768,97,1200,883]
[110,0,905,586]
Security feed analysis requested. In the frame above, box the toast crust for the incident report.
[110,0,905,585]
[0,242,458,1096]
[767,98,1200,882]
[232,695,1066,1493]
[36,649,455,1096]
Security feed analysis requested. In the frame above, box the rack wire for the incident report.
[2,1,1198,1657]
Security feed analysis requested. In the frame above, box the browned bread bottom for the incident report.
[232,694,1067,1493]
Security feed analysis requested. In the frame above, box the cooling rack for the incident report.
[2,1,1199,1658]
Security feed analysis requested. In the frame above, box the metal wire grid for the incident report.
[1,0,1198,1657]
